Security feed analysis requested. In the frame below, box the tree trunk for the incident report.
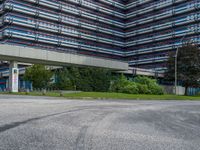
[185,86,188,96]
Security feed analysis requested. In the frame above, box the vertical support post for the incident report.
[174,34,187,95]
[175,47,178,95]
[9,61,19,92]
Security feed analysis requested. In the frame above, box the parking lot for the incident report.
[0,95,200,150]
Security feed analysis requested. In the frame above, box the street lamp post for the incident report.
[174,35,187,95]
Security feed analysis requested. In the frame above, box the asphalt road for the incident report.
[0,95,200,150]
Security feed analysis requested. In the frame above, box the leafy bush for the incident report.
[134,76,164,95]
[110,74,129,92]
[119,82,139,94]
[110,75,164,95]
[136,83,150,94]
[150,85,164,95]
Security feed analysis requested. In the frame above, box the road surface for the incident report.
[0,95,200,150]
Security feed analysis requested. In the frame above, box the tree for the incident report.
[73,67,112,92]
[54,66,112,92]
[88,67,112,92]
[24,64,53,89]
[165,43,200,95]
[55,68,74,90]
[68,67,81,90]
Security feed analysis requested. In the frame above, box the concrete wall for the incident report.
[0,44,128,70]
[162,85,185,95]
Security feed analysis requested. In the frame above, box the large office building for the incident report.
[0,0,199,90]
[125,0,200,73]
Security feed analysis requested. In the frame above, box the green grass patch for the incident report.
[62,92,200,100]
[1,91,200,100]
[0,91,61,97]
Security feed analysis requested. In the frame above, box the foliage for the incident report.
[165,43,200,95]
[119,82,139,94]
[110,75,164,95]
[109,74,129,92]
[134,76,164,95]
[55,66,112,92]
[24,64,53,89]
[55,68,74,90]
[136,83,150,94]
[24,64,163,95]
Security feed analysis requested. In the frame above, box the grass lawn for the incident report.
[1,91,200,100]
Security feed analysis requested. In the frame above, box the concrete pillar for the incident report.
[9,61,19,92]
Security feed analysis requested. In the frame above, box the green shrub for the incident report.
[136,83,151,94]
[110,74,129,92]
[149,84,164,95]
[119,82,139,94]
[134,76,164,95]
[110,75,164,95]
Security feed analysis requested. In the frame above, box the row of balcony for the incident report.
[1,13,199,51]
[21,0,125,28]
[1,28,124,56]
[1,1,199,34]
[0,3,125,37]
[126,26,200,47]
[1,7,199,52]
[52,0,125,18]
[126,0,187,18]
[4,0,124,28]
[2,29,197,59]
[3,0,195,28]
[0,15,124,47]
[3,28,199,58]
[3,0,196,20]
[126,0,151,9]
[99,0,125,9]
[126,13,199,37]
[3,13,199,49]
[125,38,200,56]
[126,2,200,28]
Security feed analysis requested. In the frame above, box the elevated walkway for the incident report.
[0,44,128,70]
[120,67,164,78]
[0,44,128,92]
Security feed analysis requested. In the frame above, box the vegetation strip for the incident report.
[1,92,200,100]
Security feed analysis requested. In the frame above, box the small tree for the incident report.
[55,68,74,90]
[76,67,112,92]
[24,64,53,89]
[165,43,200,95]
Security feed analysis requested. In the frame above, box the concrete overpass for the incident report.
[0,44,128,92]
[119,67,164,78]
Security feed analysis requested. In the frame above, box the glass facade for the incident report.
[0,0,199,73]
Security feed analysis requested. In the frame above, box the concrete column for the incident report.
[9,61,19,92]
